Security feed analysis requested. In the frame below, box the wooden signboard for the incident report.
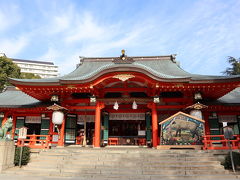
[18,127,28,139]
[158,111,205,149]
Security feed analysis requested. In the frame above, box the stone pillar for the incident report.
[151,103,158,148]
[0,141,15,172]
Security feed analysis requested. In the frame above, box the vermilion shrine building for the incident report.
[0,52,240,149]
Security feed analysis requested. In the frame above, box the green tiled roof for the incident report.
[218,87,240,104]
[61,59,191,80]
[9,56,240,84]
[0,87,41,108]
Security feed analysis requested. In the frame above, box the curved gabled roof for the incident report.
[218,87,240,104]
[61,57,191,80]
[0,87,41,108]
[9,55,240,85]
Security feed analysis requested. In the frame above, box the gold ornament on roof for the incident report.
[121,49,126,60]
[185,102,208,110]
[113,74,135,81]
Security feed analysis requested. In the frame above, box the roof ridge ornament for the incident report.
[113,49,134,64]
[171,54,177,63]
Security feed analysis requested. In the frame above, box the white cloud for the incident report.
[0,4,21,32]
[0,36,29,57]
[38,46,60,62]
[3,0,239,76]
[64,12,107,43]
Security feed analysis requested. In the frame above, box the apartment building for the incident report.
[12,59,59,78]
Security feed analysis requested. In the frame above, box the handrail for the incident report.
[202,135,240,150]
[16,135,51,149]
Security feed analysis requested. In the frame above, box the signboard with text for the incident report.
[18,127,27,139]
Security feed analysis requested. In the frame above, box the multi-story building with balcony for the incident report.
[0,53,59,78]
[12,59,59,78]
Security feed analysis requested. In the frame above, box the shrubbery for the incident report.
[222,151,240,170]
[14,146,30,166]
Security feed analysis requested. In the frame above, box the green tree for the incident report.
[222,56,240,75]
[0,56,21,92]
[20,72,41,79]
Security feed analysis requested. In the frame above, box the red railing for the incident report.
[17,135,51,149]
[203,135,240,150]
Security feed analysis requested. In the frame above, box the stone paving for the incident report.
[0,173,240,180]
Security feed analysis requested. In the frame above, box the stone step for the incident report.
[68,154,217,159]
[37,155,216,162]
[49,148,227,153]
[22,166,61,172]
[4,170,238,180]
[150,175,239,180]
[60,167,229,175]
[27,159,222,168]
[6,168,236,179]
[3,148,234,179]
[42,148,216,153]
[31,156,219,164]
[32,155,218,163]
[49,148,212,153]
[41,151,216,157]
[24,164,224,172]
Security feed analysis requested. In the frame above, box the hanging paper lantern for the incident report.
[132,100,137,109]
[113,101,119,110]
[52,111,64,125]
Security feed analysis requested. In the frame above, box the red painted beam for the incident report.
[103,87,148,92]
[67,106,96,110]
[62,99,90,104]
[106,109,147,113]
[156,105,186,109]
[162,98,190,103]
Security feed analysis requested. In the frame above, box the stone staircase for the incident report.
[3,147,239,179]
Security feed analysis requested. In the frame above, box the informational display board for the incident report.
[25,116,41,123]
[52,135,59,142]
[138,130,146,136]
[78,115,95,123]
[109,113,145,120]
[18,127,27,139]
[160,112,205,145]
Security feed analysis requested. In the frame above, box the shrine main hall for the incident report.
[0,51,240,149]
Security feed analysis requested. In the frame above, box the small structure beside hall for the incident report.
[158,111,205,150]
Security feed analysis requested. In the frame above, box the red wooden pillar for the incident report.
[48,112,54,144]
[11,114,16,139]
[151,103,158,148]
[203,112,210,135]
[49,113,53,135]
[58,116,65,147]
[94,102,104,148]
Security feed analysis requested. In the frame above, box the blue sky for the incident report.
[0,0,239,76]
